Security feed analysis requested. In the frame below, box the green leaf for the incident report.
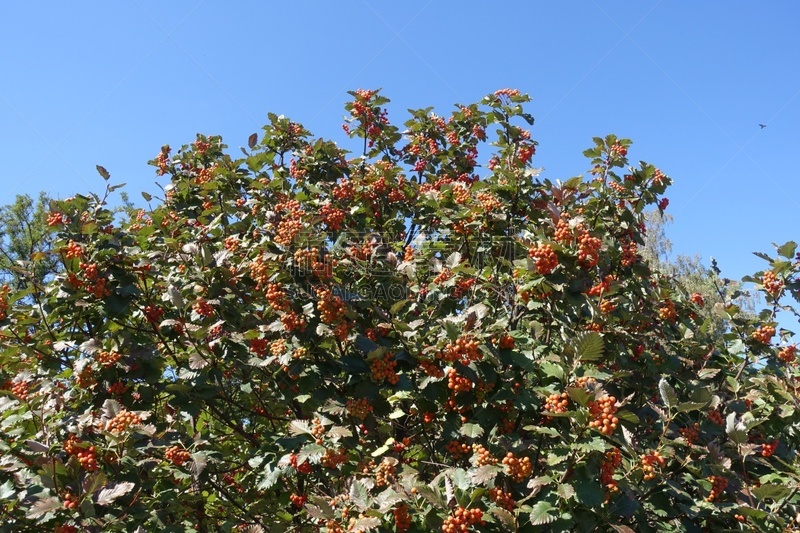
[658,378,678,409]
[539,361,565,379]
[776,241,797,259]
[460,423,484,439]
[725,412,747,445]
[529,500,557,525]
[567,386,592,407]
[96,164,110,180]
[752,483,791,502]
[573,331,604,361]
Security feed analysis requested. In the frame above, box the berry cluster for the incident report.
[62,492,79,510]
[440,335,482,364]
[321,447,348,469]
[281,311,307,333]
[752,325,776,344]
[588,396,618,436]
[370,353,399,385]
[599,299,616,314]
[289,493,307,508]
[573,376,597,389]
[452,277,475,299]
[193,298,214,318]
[249,338,269,357]
[679,423,700,445]
[445,440,471,459]
[11,380,29,401]
[706,475,728,502]
[544,392,569,414]
[345,398,373,420]
[273,200,306,247]
[497,334,515,350]
[761,438,779,458]
[488,486,515,511]
[502,452,532,482]
[620,238,638,267]
[640,451,665,481]
[143,304,164,325]
[778,344,797,364]
[762,270,783,296]
[554,219,573,244]
[64,240,83,259]
[587,275,613,297]
[165,445,192,466]
[476,191,501,212]
[289,453,313,474]
[707,409,724,426]
[433,268,453,285]
[689,292,705,306]
[577,229,601,268]
[64,435,98,471]
[105,410,142,433]
[528,243,558,275]
[600,448,622,498]
[447,370,473,393]
[658,300,677,323]
[265,283,290,312]
[375,458,396,487]
[393,503,411,533]
[95,350,121,368]
[270,339,286,357]
[47,212,69,226]
[75,366,97,389]
[315,286,346,324]
[471,443,497,466]
[107,381,126,396]
[441,506,485,533]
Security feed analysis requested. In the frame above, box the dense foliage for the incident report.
[1,89,799,532]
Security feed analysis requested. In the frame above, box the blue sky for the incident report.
[1,1,798,291]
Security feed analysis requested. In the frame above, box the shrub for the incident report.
[1,89,799,532]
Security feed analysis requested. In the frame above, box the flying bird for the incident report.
[759,124,767,129]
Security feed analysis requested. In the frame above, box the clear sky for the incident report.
[1,1,798,289]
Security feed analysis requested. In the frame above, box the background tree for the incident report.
[642,209,759,338]
[0,192,59,289]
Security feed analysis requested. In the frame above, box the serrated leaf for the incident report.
[349,516,381,532]
[658,378,678,409]
[557,483,576,500]
[326,426,352,439]
[298,443,326,465]
[539,361,565,379]
[460,423,484,438]
[25,440,48,453]
[190,452,207,476]
[574,331,604,361]
[96,165,110,180]
[491,507,516,530]
[288,419,313,436]
[96,482,135,506]
[25,496,62,519]
[188,353,209,370]
[349,479,370,510]
[529,500,557,525]
[471,465,502,485]
[567,386,592,407]
[248,132,258,149]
